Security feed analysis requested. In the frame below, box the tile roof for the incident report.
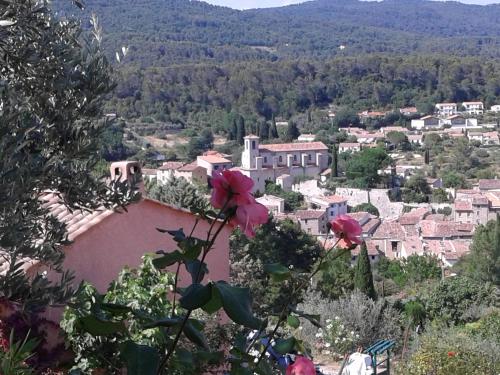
[373,221,406,240]
[399,107,418,113]
[399,207,430,225]
[402,236,424,256]
[295,210,326,220]
[425,240,471,260]
[485,192,500,208]
[318,195,348,204]
[339,143,360,148]
[479,179,500,190]
[259,141,328,153]
[352,240,381,256]
[159,162,184,171]
[425,214,446,221]
[142,168,157,176]
[197,155,232,164]
[178,162,201,172]
[418,220,474,238]
[454,200,473,211]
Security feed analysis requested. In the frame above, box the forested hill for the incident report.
[56,0,500,66]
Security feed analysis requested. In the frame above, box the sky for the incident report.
[204,0,499,10]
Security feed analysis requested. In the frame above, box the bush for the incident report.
[297,291,402,354]
[398,324,500,375]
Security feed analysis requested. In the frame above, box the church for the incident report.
[236,135,330,193]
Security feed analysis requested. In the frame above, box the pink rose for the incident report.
[330,214,362,248]
[286,356,316,375]
[210,170,255,209]
[232,200,268,238]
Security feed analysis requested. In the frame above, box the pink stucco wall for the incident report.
[36,199,231,321]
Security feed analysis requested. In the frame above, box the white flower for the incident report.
[335,338,339,343]
[326,324,333,329]
[335,316,340,320]
[342,337,346,342]
[298,326,303,330]
[315,332,323,338]
[350,331,355,335]
[325,343,331,348]
[326,319,332,323]
[324,350,331,355]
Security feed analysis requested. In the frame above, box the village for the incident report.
[141,99,500,273]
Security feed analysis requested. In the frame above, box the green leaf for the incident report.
[263,263,291,282]
[179,283,213,310]
[185,259,208,283]
[121,341,159,375]
[179,237,206,260]
[143,317,182,329]
[195,350,224,365]
[202,285,223,314]
[291,308,321,327]
[256,360,273,375]
[100,303,131,315]
[78,315,126,336]
[215,281,263,330]
[287,315,300,329]
[273,337,296,355]
[183,319,208,349]
[152,250,184,269]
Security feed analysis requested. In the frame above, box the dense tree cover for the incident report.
[230,218,321,314]
[354,243,377,300]
[345,147,391,188]
[402,175,432,203]
[55,0,500,69]
[315,250,354,300]
[0,0,138,311]
[376,255,441,288]
[93,55,500,126]
[455,216,500,286]
[351,203,379,216]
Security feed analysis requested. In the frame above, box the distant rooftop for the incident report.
[259,141,328,153]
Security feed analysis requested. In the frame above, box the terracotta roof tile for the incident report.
[454,200,473,211]
[295,210,326,220]
[259,142,328,153]
[479,179,500,190]
[159,162,184,171]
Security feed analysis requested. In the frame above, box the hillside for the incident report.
[55,0,500,66]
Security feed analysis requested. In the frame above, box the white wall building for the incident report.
[462,101,484,115]
[309,194,348,220]
[239,135,329,193]
[297,133,316,142]
[411,115,442,130]
[490,104,500,112]
[256,194,285,214]
[444,115,479,130]
[435,103,457,116]
[196,152,233,177]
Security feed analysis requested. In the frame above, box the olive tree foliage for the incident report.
[0,0,138,311]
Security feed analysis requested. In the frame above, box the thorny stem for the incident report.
[255,238,348,366]
[157,201,231,374]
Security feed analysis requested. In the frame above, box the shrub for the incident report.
[297,291,402,354]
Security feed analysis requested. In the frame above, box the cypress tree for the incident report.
[259,121,269,140]
[331,143,339,178]
[424,149,430,164]
[494,214,500,285]
[354,242,377,299]
[284,121,300,142]
[236,115,246,145]
[269,117,279,139]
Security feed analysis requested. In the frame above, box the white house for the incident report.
[444,115,479,130]
[462,101,484,115]
[157,161,207,185]
[256,194,285,214]
[309,194,348,220]
[467,131,500,145]
[339,142,361,153]
[239,135,329,193]
[490,104,500,112]
[411,115,442,130]
[435,103,457,116]
[297,133,316,142]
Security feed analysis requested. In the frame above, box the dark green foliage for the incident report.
[187,129,214,160]
[431,188,450,203]
[316,250,354,300]
[345,147,391,188]
[420,277,496,325]
[424,149,430,165]
[386,131,409,150]
[442,171,470,189]
[230,218,321,314]
[332,109,361,128]
[331,143,339,178]
[283,121,300,142]
[455,216,500,285]
[354,242,376,300]
[264,182,304,212]
[351,203,379,217]
[236,116,246,145]
[146,177,209,213]
[269,118,279,139]
[376,255,441,288]
[402,175,432,203]
[0,0,138,311]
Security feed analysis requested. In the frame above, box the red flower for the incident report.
[232,201,268,238]
[447,351,456,357]
[210,170,255,209]
[210,170,268,237]
[330,214,362,248]
[286,356,316,375]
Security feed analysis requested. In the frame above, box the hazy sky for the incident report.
[205,0,499,10]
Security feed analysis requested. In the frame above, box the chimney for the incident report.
[110,161,144,194]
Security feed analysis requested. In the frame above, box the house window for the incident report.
[371,256,375,260]
[214,166,219,170]
[279,156,283,163]
[264,157,267,163]
[252,141,256,150]
[330,211,334,216]
[308,154,312,161]
[294,155,297,161]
